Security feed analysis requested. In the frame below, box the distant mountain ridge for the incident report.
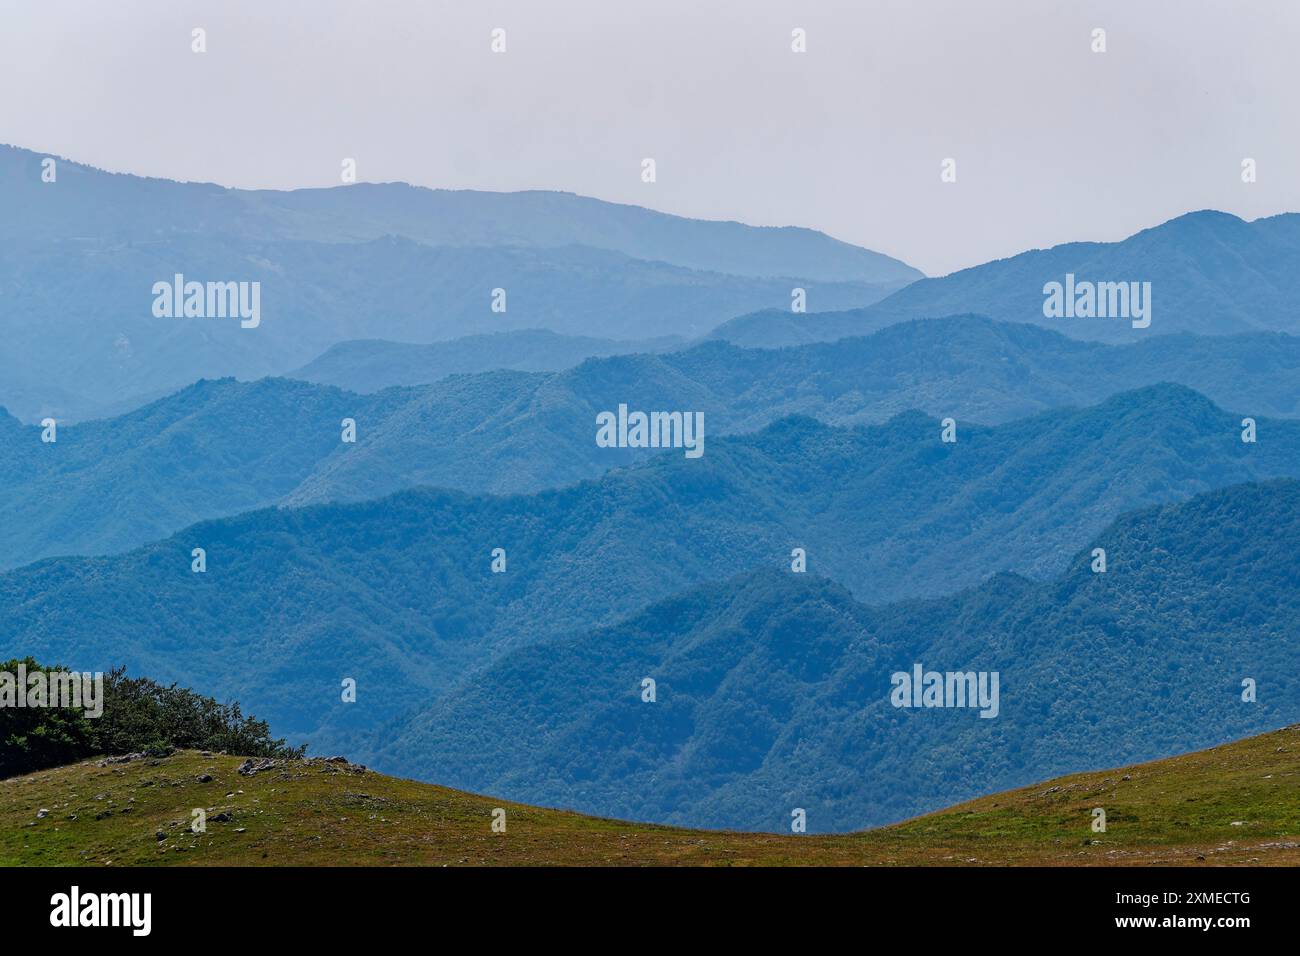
[290,328,684,392]
[0,143,918,422]
[0,232,897,423]
[0,144,921,284]
[711,210,1300,345]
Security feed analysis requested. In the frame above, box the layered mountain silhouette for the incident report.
[7,140,1299,843]
[713,211,1300,346]
[297,314,1300,406]
[5,317,1298,570]
[383,480,1300,832]
[1,145,920,283]
[0,234,894,423]
[0,144,915,421]
[2,385,1295,755]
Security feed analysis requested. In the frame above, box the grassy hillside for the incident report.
[4,727,1298,866]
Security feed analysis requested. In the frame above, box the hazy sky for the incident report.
[3,0,1297,275]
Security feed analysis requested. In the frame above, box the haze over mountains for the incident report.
[296,315,1300,407]
[0,145,921,283]
[711,211,1300,347]
[0,144,915,422]
[2,385,1295,763]
[0,233,894,423]
[384,480,1300,832]
[12,145,1300,425]
[291,328,684,392]
[3,316,1298,571]
[5,141,1300,841]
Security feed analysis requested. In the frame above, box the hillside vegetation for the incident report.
[0,660,299,779]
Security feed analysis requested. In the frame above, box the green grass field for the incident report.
[4,725,1299,866]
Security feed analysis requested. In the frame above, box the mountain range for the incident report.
[2,384,1295,762]
[712,211,1300,347]
[6,142,1300,843]
[0,144,915,422]
[295,314,1300,410]
[0,233,896,423]
[0,144,920,283]
[381,480,1300,831]
[4,316,1298,571]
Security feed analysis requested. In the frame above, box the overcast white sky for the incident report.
[2,0,1297,275]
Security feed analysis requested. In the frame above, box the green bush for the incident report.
[0,658,303,777]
